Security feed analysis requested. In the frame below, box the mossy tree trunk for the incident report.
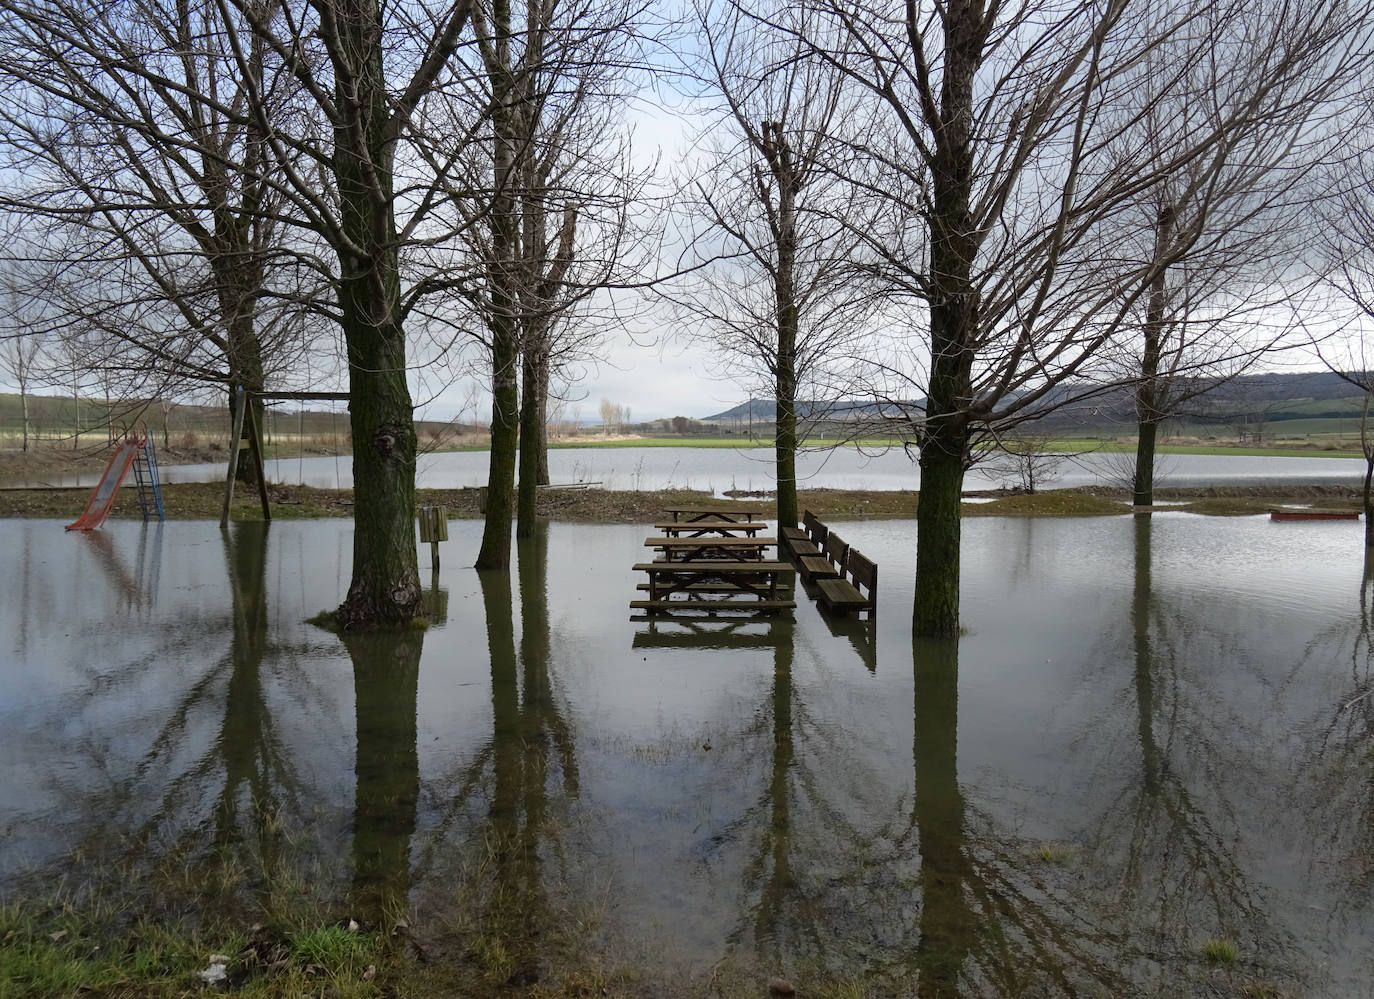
[329,0,422,628]
[908,7,987,638]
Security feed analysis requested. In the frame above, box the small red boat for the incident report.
[1269,509,1361,521]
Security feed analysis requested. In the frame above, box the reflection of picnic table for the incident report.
[630,560,795,616]
[662,506,761,524]
[652,520,768,538]
[645,536,775,562]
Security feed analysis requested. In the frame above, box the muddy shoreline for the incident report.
[0,479,1363,522]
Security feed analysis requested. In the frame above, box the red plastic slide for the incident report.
[65,440,140,531]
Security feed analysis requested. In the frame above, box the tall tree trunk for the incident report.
[912,11,980,638]
[763,122,800,529]
[476,0,520,570]
[1363,393,1374,548]
[914,438,965,637]
[535,353,551,486]
[517,344,541,537]
[331,0,422,628]
[1133,207,1174,508]
[19,385,28,452]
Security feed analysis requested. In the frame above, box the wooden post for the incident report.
[417,505,448,571]
[244,399,271,522]
[219,387,248,528]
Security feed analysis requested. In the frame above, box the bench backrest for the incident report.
[846,548,877,602]
[824,531,849,569]
[803,510,827,545]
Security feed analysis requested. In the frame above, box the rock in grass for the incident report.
[768,977,796,996]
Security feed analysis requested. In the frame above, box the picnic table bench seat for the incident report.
[653,521,769,537]
[645,536,776,561]
[662,506,760,524]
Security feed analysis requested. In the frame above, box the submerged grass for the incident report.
[1200,937,1239,963]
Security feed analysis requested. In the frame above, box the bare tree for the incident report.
[0,0,324,480]
[1103,1,1363,507]
[0,0,513,626]
[799,0,1371,635]
[1318,91,1374,546]
[672,0,879,530]
[424,0,651,565]
[0,272,47,451]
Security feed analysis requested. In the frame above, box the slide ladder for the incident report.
[65,430,165,531]
[130,429,165,521]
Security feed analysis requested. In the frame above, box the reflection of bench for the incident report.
[631,560,795,616]
[653,521,768,538]
[816,546,877,617]
[646,537,775,561]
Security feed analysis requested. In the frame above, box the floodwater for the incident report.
[2,514,1372,996]
[13,444,1367,493]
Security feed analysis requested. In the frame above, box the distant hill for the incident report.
[702,371,1372,435]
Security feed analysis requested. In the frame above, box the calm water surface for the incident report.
[12,445,1367,492]
[1,514,1371,995]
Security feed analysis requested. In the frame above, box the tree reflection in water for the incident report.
[463,522,580,984]
[20,522,327,914]
[1066,515,1290,991]
[346,626,422,921]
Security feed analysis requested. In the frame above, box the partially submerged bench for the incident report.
[798,529,845,583]
[815,545,877,617]
[787,510,827,559]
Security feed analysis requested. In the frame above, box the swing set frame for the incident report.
[220,386,350,527]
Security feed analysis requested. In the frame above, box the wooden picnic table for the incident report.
[663,505,761,524]
[631,559,795,615]
[653,520,769,538]
[645,536,776,562]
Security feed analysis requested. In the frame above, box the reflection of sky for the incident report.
[2,515,1371,993]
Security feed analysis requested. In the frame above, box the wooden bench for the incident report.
[646,536,775,562]
[631,560,795,616]
[780,510,809,546]
[663,506,760,524]
[788,510,827,558]
[653,521,768,538]
[816,546,877,617]
[798,529,845,582]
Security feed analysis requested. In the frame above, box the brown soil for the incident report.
[0,475,1364,523]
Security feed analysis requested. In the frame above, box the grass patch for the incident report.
[305,609,341,632]
[1036,841,1073,864]
[1200,937,1239,963]
[969,491,1131,517]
